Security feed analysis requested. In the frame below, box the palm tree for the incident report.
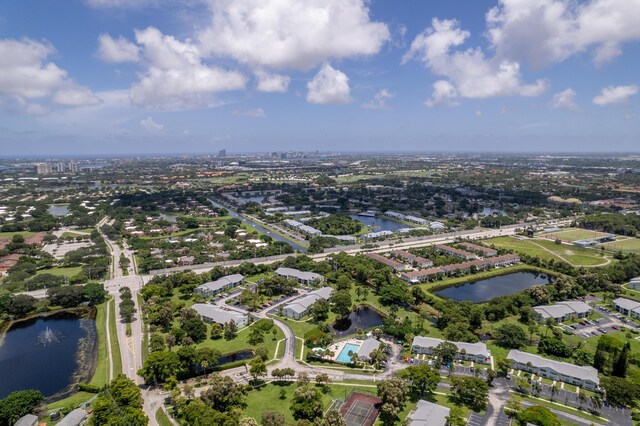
[532,380,542,396]
[550,383,560,401]
[590,395,603,411]
[578,392,587,409]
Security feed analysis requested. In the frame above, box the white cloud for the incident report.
[0,38,100,112]
[550,88,578,110]
[362,89,394,110]
[593,85,638,106]
[306,64,351,105]
[255,70,290,93]
[53,87,102,107]
[426,80,459,107]
[475,110,482,117]
[140,116,164,131]
[404,18,548,105]
[198,0,389,71]
[233,108,266,118]
[97,34,140,63]
[487,0,640,67]
[129,27,246,109]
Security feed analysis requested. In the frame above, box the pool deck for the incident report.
[332,338,363,363]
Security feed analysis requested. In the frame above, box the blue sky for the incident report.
[0,0,639,155]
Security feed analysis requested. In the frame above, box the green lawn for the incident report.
[599,237,640,254]
[36,266,83,277]
[540,228,611,242]
[155,408,173,426]
[487,236,610,266]
[89,301,110,387]
[516,394,606,424]
[60,232,86,239]
[0,231,35,238]
[46,391,95,411]
[109,297,123,376]
[242,382,378,424]
[192,319,284,361]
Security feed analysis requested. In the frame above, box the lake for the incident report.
[47,204,69,217]
[330,306,385,337]
[351,215,408,232]
[0,313,97,400]
[433,271,553,303]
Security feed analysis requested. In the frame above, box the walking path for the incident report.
[105,297,114,381]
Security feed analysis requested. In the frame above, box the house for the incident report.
[412,336,491,364]
[194,274,244,297]
[400,267,444,284]
[365,253,410,272]
[179,256,195,266]
[434,244,478,260]
[459,242,498,257]
[362,230,394,240]
[407,400,450,426]
[392,250,433,268]
[281,287,333,319]
[533,301,592,323]
[356,338,382,362]
[628,277,640,291]
[13,414,38,426]
[612,297,640,319]
[429,221,445,231]
[192,304,248,327]
[275,267,324,284]
[57,409,87,426]
[507,350,599,391]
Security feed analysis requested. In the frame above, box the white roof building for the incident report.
[507,350,599,390]
[408,400,450,426]
[275,267,324,284]
[281,287,333,319]
[192,304,248,327]
[533,300,592,322]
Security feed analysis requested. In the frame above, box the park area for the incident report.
[539,227,613,242]
[598,237,640,254]
[487,236,611,267]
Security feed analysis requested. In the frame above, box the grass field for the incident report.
[599,237,640,253]
[36,266,83,277]
[242,382,378,423]
[89,301,110,388]
[541,228,611,242]
[0,231,35,238]
[190,318,285,360]
[487,236,610,267]
[108,297,123,377]
[155,408,173,426]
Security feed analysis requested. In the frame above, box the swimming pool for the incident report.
[336,343,361,363]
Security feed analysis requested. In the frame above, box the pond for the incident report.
[0,312,97,400]
[47,204,70,217]
[433,271,553,303]
[351,215,408,232]
[330,306,385,338]
[218,349,254,366]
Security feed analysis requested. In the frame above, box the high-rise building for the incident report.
[35,163,52,175]
[68,161,79,173]
[55,162,65,173]
[218,149,227,158]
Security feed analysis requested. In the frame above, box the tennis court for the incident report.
[339,392,381,426]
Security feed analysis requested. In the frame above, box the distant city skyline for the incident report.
[0,0,639,154]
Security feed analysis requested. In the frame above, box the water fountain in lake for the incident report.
[37,327,61,346]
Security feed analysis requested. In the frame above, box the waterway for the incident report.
[433,271,553,303]
[208,199,307,253]
[351,215,410,232]
[0,312,97,399]
[330,306,385,338]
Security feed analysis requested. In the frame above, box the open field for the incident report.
[36,266,83,277]
[540,227,612,242]
[242,382,378,424]
[599,237,640,253]
[487,236,611,267]
[0,231,36,239]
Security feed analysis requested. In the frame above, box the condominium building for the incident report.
[412,336,491,364]
[507,350,599,391]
